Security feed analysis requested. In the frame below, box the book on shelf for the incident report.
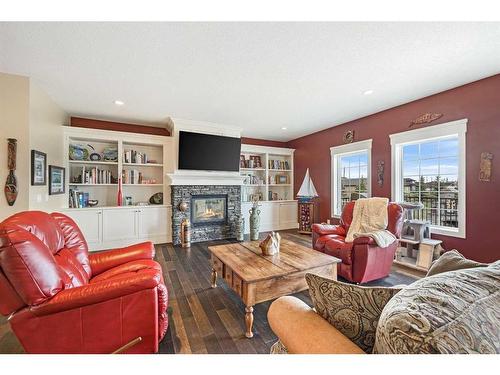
[74,165,113,184]
[123,149,149,164]
[268,159,290,170]
[69,189,90,208]
[122,169,143,184]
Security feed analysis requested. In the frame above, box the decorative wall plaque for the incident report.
[343,130,355,143]
[377,160,385,187]
[409,113,443,127]
[479,152,493,182]
[4,138,18,206]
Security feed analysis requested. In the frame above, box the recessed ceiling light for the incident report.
[114,100,125,106]
[363,90,374,96]
[281,127,287,130]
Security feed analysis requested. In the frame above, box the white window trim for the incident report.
[330,139,372,218]
[390,118,467,239]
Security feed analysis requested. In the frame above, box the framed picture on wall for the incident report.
[31,150,47,186]
[49,165,65,195]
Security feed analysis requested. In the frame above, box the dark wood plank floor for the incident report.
[0,230,419,354]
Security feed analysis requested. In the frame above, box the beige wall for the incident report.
[29,82,69,211]
[0,72,68,220]
[0,73,30,220]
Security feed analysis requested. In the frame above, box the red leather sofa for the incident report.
[312,201,403,284]
[0,211,168,354]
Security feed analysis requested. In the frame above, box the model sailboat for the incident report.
[296,168,319,201]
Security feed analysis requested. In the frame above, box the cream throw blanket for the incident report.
[345,197,397,248]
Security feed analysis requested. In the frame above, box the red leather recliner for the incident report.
[312,201,403,284]
[0,211,168,354]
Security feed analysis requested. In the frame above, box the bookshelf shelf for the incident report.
[123,184,164,187]
[69,160,118,166]
[122,163,163,167]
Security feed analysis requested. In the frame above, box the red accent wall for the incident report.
[241,137,288,148]
[70,117,170,136]
[288,74,500,262]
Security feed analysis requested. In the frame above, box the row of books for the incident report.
[268,159,291,170]
[123,150,149,164]
[69,189,90,208]
[75,166,115,184]
[122,169,143,185]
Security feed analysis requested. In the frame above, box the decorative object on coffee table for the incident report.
[209,239,340,338]
[409,113,443,127]
[343,130,355,143]
[259,232,281,255]
[377,160,385,187]
[479,152,493,182]
[4,138,18,206]
[297,168,319,234]
[48,165,65,195]
[31,149,47,186]
[249,196,261,241]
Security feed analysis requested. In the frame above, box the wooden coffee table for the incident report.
[208,239,341,338]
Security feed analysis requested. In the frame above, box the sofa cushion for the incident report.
[374,262,500,354]
[0,228,64,306]
[324,237,353,264]
[426,249,487,277]
[306,273,402,353]
[2,211,65,254]
[315,234,344,252]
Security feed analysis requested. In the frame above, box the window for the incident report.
[331,139,372,217]
[391,119,467,238]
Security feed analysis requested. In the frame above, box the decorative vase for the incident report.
[117,178,123,206]
[249,207,260,241]
[4,138,18,206]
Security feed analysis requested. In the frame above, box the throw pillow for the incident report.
[426,249,487,277]
[305,273,402,353]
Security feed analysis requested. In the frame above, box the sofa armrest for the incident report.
[353,236,376,246]
[268,296,365,354]
[312,223,346,236]
[89,242,155,276]
[30,269,161,316]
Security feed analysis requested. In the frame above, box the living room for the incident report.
[1,1,499,373]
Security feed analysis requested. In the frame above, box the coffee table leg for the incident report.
[211,268,217,288]
[245,306,254,338]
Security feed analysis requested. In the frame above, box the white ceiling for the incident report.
[1,22,499,141]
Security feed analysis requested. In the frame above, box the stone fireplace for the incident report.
[171,185,241,245]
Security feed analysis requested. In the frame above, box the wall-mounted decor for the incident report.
[479,152,493,182]
[48,165,65,195]
[31,150,47,186]
[343,130,355,143]
[409,113,443,127]
[4,138,18,206]
[377,160,385,187]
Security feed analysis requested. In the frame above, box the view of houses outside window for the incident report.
[402,137,459,228]
[340,151,369,211]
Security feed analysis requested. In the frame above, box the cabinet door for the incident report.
[63,210,102,249]
[102,208,138,242]
[259,202,280,232]
[138,207,168,239]
[279,202,298,230]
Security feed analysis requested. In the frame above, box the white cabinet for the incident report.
[102,208,138,243]
[138,206,169,239]
[65,209,102,247]
[278,202,298,230]
[64,205,171,251]
[241,201,298,234]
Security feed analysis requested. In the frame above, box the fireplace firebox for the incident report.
[190,194,228,226]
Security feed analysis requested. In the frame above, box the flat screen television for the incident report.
[178,131,241,172]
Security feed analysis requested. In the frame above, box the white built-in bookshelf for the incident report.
[240,144,295,203]
[64,127,173,209]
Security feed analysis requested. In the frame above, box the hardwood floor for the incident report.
[0,230,418,354]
